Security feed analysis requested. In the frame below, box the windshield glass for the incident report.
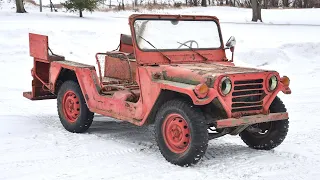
[133,19,221,51]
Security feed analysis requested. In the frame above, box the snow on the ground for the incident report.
[1,1,320,180]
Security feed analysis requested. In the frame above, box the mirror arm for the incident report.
[223,46,234,62]
[231,51,234,62]
[230,46,235,62]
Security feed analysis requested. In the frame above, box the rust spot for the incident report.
[152,72,162,79]
[205,76,214,87]
[197,70,207,75]
[162,70,199,85]
[85,94,89,101]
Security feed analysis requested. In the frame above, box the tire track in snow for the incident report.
[0,116,157,163]
[0,146,145,170]
[0,147,148,180]
[198,140,320,180]
[6,111,319,180]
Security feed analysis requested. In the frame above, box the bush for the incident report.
[62,0,102,17]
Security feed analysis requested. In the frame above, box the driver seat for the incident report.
[119,34,134,54]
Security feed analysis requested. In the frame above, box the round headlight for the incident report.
[268,75,278,91]
[220,77,232,95]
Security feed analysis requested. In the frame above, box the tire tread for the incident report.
[240,96,289,150]
[57,80,94,133]
[155,99,208,166]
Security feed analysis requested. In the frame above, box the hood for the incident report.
[158,63,275,85]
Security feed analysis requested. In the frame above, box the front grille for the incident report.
[231,79,265,113]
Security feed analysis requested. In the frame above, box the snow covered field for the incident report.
[1,2,320,180]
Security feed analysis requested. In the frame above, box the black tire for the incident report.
[57,80,94,133]
[240,96,289,150]
[155,99,208,166]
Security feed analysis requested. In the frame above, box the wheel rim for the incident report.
[162,113,190,154]
[62,91,80,123]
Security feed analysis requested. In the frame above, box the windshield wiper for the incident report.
[177,41,208,61]
[138,35,172,63]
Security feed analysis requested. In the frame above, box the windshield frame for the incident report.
[128,14,227,65]
[132,18,224,52]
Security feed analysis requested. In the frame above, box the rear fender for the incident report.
[50,61,97,95]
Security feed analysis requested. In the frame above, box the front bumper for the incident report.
[215,112,288,128]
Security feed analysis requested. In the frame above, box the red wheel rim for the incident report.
[62,91,80,123]
[162,113,190,154]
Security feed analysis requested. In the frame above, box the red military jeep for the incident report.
[23,14,291,166]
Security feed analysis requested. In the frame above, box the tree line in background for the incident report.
[180,0,320,8]
[116,0,320,21]
[10,0,320,19]
[122,0,320,21]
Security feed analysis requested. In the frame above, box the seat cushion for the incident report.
[102,77,124,85]
[120,34,133,45]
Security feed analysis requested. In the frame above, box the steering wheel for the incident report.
[178,40,199,49]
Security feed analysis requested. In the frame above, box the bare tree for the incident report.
[15,0,27,13]
[263,0,268,8]
[282,0,289,7]
[193,0,199,6]
[251,0,262,22]
[201,0,207,6]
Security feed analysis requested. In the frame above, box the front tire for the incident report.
[57,80,94,133]
[155,99,208,166]
[240,96,289,150]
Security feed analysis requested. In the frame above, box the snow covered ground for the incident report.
[1,2,320,180]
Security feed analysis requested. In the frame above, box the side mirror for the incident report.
[225,36,236,49]
[225,36,236,62]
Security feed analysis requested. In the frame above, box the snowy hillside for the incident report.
[1,1,320,180]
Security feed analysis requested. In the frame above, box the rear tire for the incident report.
[240,96,289,150]
[155,99,208,166]
[57,81,94,133]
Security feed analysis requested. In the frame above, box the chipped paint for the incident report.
[216,112,289,128]
[162,70,200,85]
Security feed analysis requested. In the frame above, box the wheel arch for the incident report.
[54,68,78,95]
[144,90,228,125]
[201,98,228,125]
[144,90,193,125]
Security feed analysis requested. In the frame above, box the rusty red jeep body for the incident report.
[23,14,291,166]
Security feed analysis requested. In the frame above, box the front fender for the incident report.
[279,82,291,94]
[157,79,218,105]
